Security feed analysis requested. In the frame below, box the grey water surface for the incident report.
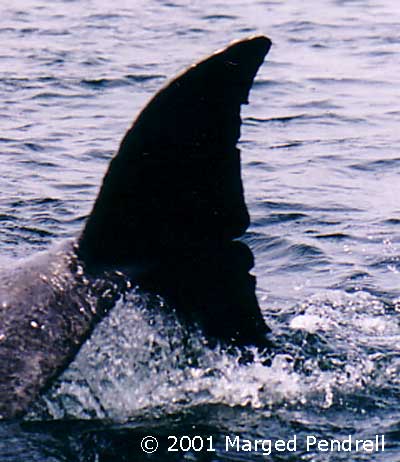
[1,0,400,460]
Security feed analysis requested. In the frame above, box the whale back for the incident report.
[78,36,271,267]
[0,37,272,419]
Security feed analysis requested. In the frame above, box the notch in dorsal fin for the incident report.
[78,36,271,268]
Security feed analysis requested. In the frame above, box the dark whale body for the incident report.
[0,36,272,419]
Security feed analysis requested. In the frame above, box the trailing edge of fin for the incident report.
[78,36,271,268]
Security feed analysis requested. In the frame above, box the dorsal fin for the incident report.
[78,36,271,268]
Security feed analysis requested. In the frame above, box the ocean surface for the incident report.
[1,0,400,460]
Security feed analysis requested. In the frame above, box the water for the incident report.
[1,0,400,460]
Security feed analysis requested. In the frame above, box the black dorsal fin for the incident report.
[78,36,271,268]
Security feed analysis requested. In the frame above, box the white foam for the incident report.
[28,290,400,421]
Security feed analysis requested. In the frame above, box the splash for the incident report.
[28,290,400,421]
